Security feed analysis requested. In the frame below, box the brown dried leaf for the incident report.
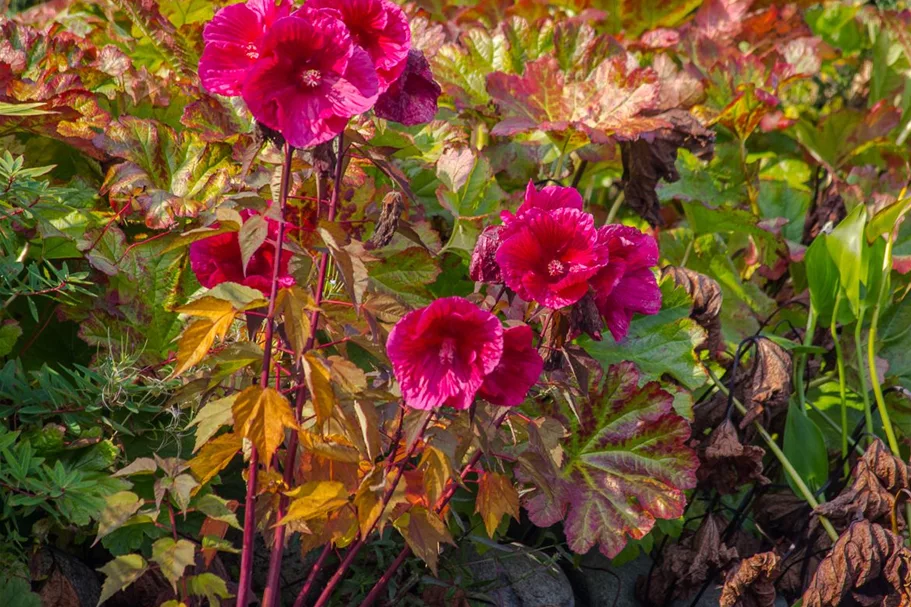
[637,514,738,604]
[803,185,846,245]
[720,551,780,607]
[620,109,715,227]
[816,438,911,529]
[366,191,405,250]
[739,338,792,429]
[803,520,911,607]
[661,266,724,358]
[697,419,769,495]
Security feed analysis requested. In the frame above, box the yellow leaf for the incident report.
[189,433,242,486]
[97,555,148,605]
[232,386,297,463]
[476,471,519,538]
[94,491,142,546]
[303,352,336,425]
[151,538,196,591]
[328,356,367,394]
[281,481,349,525]
[187,395,236,453]
[171,313,235,378]
[276,287,314,358]
[299,430,361,463]
[175,296,236,320]
[393,507,455,575]
[419,446,451,507]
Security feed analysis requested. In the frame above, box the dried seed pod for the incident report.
[366,191,404,250]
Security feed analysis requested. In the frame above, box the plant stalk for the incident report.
[263,135,346,607]
[358,410,511,607]
[239,141,294,607]
[310,413,433,607]
[830,294,850,477]
[867,235,900,456]
[854,305,874,442]
[707,368,838,542]
[795,306,816,411]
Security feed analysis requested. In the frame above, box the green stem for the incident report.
[854,305,874,442]
[830,294,850,476]
[605,191,624,223]
[795,307,816,411]
[707,368,839,542]
[868,236,900,455]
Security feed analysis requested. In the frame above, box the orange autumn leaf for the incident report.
[232,386,297,463]
[476,471,520,538]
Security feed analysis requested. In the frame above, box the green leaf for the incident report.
[826,204,867,314]
[583,279,708,390]
[783,403,829,495]
[94,491,143,546]
[97,554,148,606]
[195,494,241,530]
[159,0,214,27]
[151,538,197,590]
[0,101,54,116]
[0,576,41,607]
[0,322,22,357]
[867,197,911,241]
[369,247,441,306]
[186,573,231,607]
[805,234,845,326]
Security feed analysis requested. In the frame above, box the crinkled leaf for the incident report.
[520,362,698,558]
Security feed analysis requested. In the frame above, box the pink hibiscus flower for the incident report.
[308,0,411,93]
[189,209,295,295]
[496,208,609,309]
[242,8,378,149]
[198,0,292,96]
[590,225,662,341]
[478,325,544,407]
[386,297,503,411]
[501,181,585,234]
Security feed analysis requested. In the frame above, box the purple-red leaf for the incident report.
[519,361,698,558]
[375,49,441,126]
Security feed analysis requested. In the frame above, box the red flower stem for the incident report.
[311,413,433,607]
[240,141,295,607]
[291,542,334,607]
[358,410,511,607]
[262,134,347,607]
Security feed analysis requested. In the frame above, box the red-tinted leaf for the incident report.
[519,362,698,558]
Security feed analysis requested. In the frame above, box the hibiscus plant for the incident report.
[2,0,911,606]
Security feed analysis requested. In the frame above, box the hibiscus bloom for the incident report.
[308,0,411,93]
[198,0,291,96]
[496,208,609,309]
[478,325,544,407]
[590,225,662,341]
[189,209,295,294]
[386,297,503,411]
[242,8,378,148]
[501,181,585,234]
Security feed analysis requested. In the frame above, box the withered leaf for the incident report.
[468,225,504,284]
[803,520,911,607]
[720,551,780,607]
[620,109,715,227]
[697,419,769,495]
[637,513,738,604]
[816,438,911,529]
[366,191,405,250]
[661,266,723,358]
[570,291,603,342]
[739,338,792,429]
[803,185,846,245]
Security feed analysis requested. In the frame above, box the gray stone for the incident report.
[465,543,575,607]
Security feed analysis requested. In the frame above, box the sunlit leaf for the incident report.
[189,433,242,486]
[282,481,349,524]
[393,506,455,575]
[232,386,297,463]
[476,471,519,538]
[151,538,196,590]
[97,554,148,606]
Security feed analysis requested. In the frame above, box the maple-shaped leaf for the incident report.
[519,362,698,558]
[97,554,148,605]
[281,481,349,525]
[486,55,666,146]
[151,538,196,591]
[189,433,242,486]
[232,386,297,463]
[393,507,456,575]
[94,491,143,546]
[476,471,520,538]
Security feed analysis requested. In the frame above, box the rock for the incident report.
[30,547,101,607]
[466,543,575,607]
